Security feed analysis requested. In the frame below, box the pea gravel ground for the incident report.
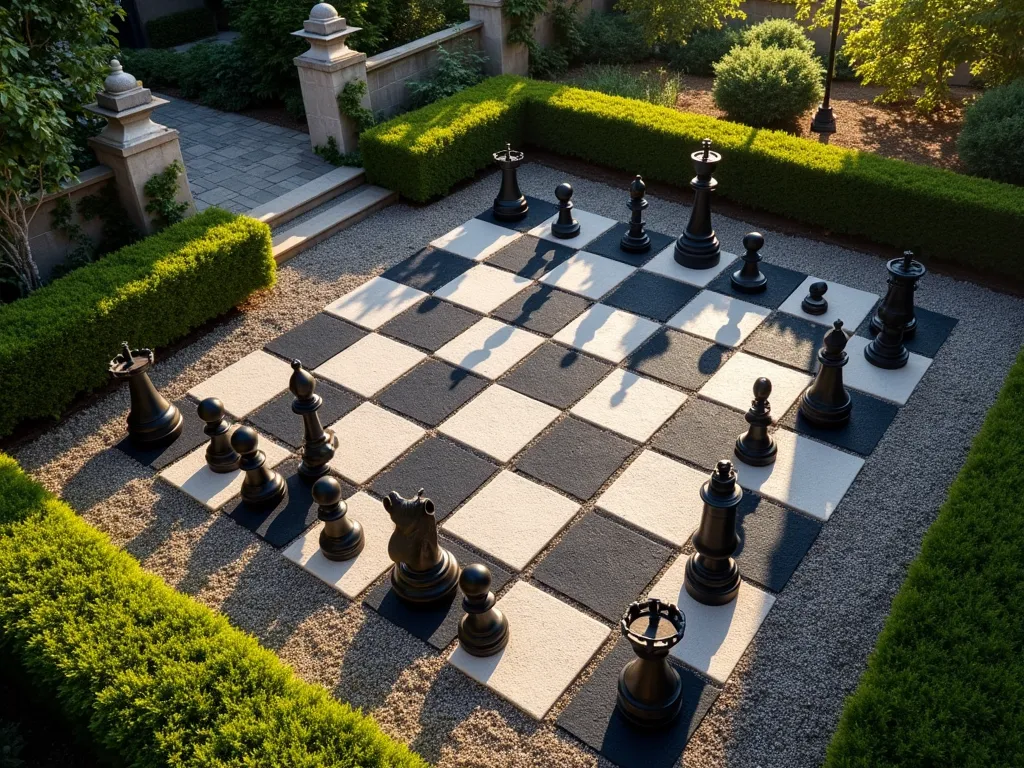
[13,164,1024,768]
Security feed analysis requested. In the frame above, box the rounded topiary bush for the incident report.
[669,26,743,75]
[713,44,824,127]
[742,17,815,55]
[958,80,1024,185]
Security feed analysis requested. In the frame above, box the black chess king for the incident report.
[674,139,722,270]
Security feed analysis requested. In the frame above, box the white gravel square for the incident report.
[840,334,933,405]
[187,350,293,418]
[435,317,545,379]
[642,243,736,287]
[314,333,426,397]
[553,304,660,363]
[700,352,812,414]
[779,275,879,329]
[323,276,427,330]
[570,368,687,442]
[431,218,522,261]
[528,209,617,248]
[438,385,559,463]
[667,290,772,347]
[538,251,636,299]
[433,264,533,313]
[326,403,425,483]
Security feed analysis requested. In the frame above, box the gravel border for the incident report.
[13,163,1024,768]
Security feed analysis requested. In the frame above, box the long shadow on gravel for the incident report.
[58,447,151,513]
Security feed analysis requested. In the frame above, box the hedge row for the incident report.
[825,348,1024,767]
[0,453,428,768]
[146,7,217,49]
[0,209,275,437]
[361,76,1024,281]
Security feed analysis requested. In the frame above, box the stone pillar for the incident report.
[293,3,369,154]
[85,60,194,235]
[464,0,528,76]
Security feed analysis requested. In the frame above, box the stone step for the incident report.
[249,166,365,229]
[271,184,397,264]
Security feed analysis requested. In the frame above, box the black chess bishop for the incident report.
[458,564,510,657]
[685,460,743,606]
[801,281,828,315]
[799,320,853,428]
[735,377,777,466]
[109,342,182,448]
[616,599,686,729]
[314,476,364,561]
[674,138,722,270]
[492,143,528,222]
[551,182,581,239]
[731,232,768,293]
[620,175,651,253]
[383,489,460,606]
[870,250,925,340]
[197,397,239,473]
[231,426,286,511]
[290,360,338,481]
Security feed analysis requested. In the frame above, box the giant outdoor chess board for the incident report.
[122,194,957,768]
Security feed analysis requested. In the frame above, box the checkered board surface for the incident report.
[129,194,957,768]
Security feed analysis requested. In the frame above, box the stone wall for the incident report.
[132,0,207,27]
[366,21,485,119]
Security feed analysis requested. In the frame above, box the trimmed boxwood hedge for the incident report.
[0,208,274,437]
[146,7,218,49]
[361,76,1024,281]
[0,453,428,768]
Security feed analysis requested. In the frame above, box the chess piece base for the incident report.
[298,431,339,482]
[616,659,684,730]
[685,552,740,606]
[551,220,581,239]
[731,268,768,294]
[673,235,721,270]
[391,548,460,607]
[864,339,909,370]
[493,196,529,222]
[128,394,183,449]
[734,434,777,467]
[620,232,651,253]
[810,104,836,134]
[802,297,828,315]
[799,389,852,428]
[459,609,510,657]
[320,520,365,562]
[206,446,240,474]
[241,472,286,512]
[870,314,917,340]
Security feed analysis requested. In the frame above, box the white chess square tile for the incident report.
[699,352,812,414]
[571,369,686,442]
[434,317,545,379]
[438,385,560,463]
[527,209,618,248]
[159,436,290,510]
[431,218,522,261]
[433,264,533,313]
[326,403,425,483]
[735,428,864,521]
[449,581,610,719]
[642,243,736,287]
[324,276,427,330]
[443,470,578,570]
[552,304,660,363]
[778,276,879,330]
[839,334,933,405]
[188,350,293,418]
[314,333,426,397]
[647,557,775,684]
[596,450,707,546]
[537,251,636,299]
[282,492,394,599]
[666,290,772,347]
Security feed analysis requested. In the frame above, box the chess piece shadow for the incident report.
[458,323,516,373]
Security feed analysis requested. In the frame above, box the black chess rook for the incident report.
[731,232,768,293]
[290,359,338,481]
[685,461,743,606]
[492,143,529,222]
[620,175,651,253]
[800,320,853,427]
[197,397,239,473]
[870,250,925,340]
[674,138,722,269]
[315,476,364,561]
[616,599,686,730]
[384,489,460,606]
[231,425,286,511]
[735,377,777,466]
[109,342,182,448]
[458,564,510,657]
[551,182,581,239]
[801,281,829,315]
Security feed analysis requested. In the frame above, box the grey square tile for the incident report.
[377,360,489,427]
[378,298,481,353]
[499,342,613,410]
[626,328,730,391]
[492,284,591,336]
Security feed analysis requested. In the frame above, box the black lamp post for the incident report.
[810,0,843,134]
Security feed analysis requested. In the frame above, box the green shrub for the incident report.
[667,26,743,75]
[361,76,1024,281]
[958,80,1024,186]
[576,11,651,65]
[407,43,489,109]
[0,454,428,768]
[117,48,183,90]
[741,17,815,55]
[572,64,681,107]
[176,42,255,111]
[826,348,1024,767]
[0,209,275,436]
[713,44,824,126]
[145,7,217,49]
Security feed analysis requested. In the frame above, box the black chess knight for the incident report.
[231,426,286,511]
[731,232,768,293]
[735,378,777,466]
[551,182,581,239]
[109,342,182,448]
[383,489,460,606]
[685,461,743,606]
[674,139,722,270]
[620,175,651,253]
[616,599,686,729]
[492,143,528,222]
[458,564,510,657]
[315,476,364,561]
[801,281,828,315]
[290,360,338,481]
[800,320,853,428]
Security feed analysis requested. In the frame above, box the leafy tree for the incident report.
[614,0,745,47]
[793,0,1024,111]
[0,0,122,297]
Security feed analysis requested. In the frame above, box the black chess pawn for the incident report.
[864,297,909,370]
[616,599,686,729]
[492,143,528,222]
[290,360,338,482]
[458,564,510,657]
[109,342,182,448]
[314,476,364,561]
[674,138,722,270]
[551,182,581,239]
[731,232,768,293]
[801,281,829,315]
[870,250,925,340]
[231,426,286,511]
[383,490,460,606]
[735,377,777,466]
[197,397,239,473]
[620,175,651,253]
[799,320,853,428]
[685,460,743,606]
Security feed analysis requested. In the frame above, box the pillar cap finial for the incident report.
[304,2,348,34]
[104,59,138,95]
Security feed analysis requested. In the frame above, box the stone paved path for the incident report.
[158,96,336,213]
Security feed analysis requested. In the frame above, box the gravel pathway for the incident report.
[13,164,1024,768]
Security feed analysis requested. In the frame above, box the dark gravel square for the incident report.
[492,283,591,336]
[378,298,481,352]
[734,492,821,593]
[781,388,899,456]
[114,397,208,470]
[706,261,808,310]
[485,234,577,278]
[377,360,488,427]
[744,313,827,373]
[652,397,748,471]
[264,314,366,369]
[856,305,958,359]
[602,271,701,323]
[499,342,613,409]
[626,328,730,391]
[381,246,474,293]
[247,382,360,450]
[475,196,560,233]
[582,223,675,267]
